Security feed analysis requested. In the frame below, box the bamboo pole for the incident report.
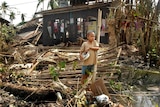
[92,9,102,83]
[114,47,122,65]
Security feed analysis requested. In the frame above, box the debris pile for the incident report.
[0,25,151,106]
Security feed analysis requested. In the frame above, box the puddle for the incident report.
[132,91,160,107]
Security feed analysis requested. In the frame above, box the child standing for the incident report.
[79,31,99,84]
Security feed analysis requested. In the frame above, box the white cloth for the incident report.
[96,94,109,103]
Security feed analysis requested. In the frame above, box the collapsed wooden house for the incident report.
[1,45,124,104]
[36,1,115,46]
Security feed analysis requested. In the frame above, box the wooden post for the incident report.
[92,9,102,83]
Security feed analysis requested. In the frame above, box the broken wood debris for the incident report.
[0,43,140,106]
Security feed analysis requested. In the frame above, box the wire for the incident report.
[8,1,39,6]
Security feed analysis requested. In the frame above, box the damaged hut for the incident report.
[36,1,114,46]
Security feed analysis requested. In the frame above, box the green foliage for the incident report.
[148,48,159,67]
[85,69,92,75]
[155,103,159,107]
[58,61,66,71]
[109,80,122,91]
[0,67,5,73]
[0,23,16,42]
[72,90,77,95]
[0,1,16,22]
[136,0,154,17]
[0,23,16,51]
[72,61,78,71]
[49,61,67,81]
[47,0,59,9]
[0,63,7,73]
[10,72,24,80]
[9,11,15,21]
[0,1,8,15]
[16,21,26,27]
[49,65,59,81]
[148,48,158,57]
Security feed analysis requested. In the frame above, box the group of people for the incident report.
[47,20,70,46]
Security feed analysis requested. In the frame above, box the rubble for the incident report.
[0,24,159,106]
[0,41,128,107]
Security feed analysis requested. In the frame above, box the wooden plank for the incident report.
[59,70,81,75]
[97,69,119,73]
[59,74,81,78]
[61,80,110,85]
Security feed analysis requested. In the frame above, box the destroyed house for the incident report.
[38,2,112,46]
[17,18,42,34]
[0,17,10,25]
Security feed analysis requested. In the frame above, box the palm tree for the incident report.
[33,0,44,18]
[34,0,59,15]
[47,0,59,10]
[35,0,44,13]
[21,13,25,22]
[9,11,15,23]
[0,1,9,18]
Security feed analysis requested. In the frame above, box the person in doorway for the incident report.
[79,31,99,84]
[60,20,65,43]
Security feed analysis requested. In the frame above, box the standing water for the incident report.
[132,89,160,107]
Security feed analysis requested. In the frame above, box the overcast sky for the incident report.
[0,0,50,25]
[0,0,159,25]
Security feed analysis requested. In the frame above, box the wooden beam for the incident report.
[92,9,102,82]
